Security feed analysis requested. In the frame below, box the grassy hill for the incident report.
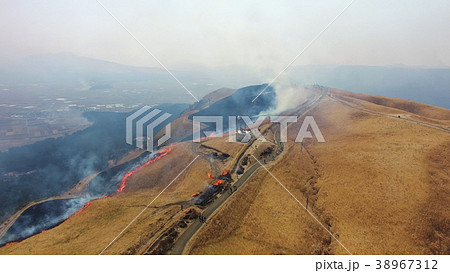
[186,90,449,254]
[1,87,449,254]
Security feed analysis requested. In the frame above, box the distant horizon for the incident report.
[0,51,449,109]
[3,51,450,70]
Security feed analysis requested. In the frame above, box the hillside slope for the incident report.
[186,89,450,255]
[1,87,448,254]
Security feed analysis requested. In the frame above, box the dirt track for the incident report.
[329,94,450,133]
[172,89,449,255]
[0,149,146,243]
[0,172,99,240]
[170,88,327,254]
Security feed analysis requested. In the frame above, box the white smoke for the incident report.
[261,73,309,115]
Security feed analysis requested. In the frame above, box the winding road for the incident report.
[0,150,146,243]
[170,89,327,254]
[0,172,98,240]
[329,94,450,133]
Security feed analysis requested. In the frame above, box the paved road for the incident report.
[170,89,327,254]
[170,162,261,254]
[329,95,450,133]
[0,194,82,240]
[0,171,101,240]
[0,151,147,242]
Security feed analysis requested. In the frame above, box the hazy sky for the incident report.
[0,0,449,69]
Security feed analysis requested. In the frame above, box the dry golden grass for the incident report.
[186,95,450,255]
[331,88,450,127]
[200,137,246,157]
[300,98,449,254]
[2,89,448,255]
[0,134,248,254]
[187,147,329,254]
[0,142,212,254]
[416,142,450,254]
[331,88,450,120]
[0,197,181,254]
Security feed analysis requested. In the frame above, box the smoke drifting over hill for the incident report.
[0,104,188,224]
[0,198,90,246]
[189,84,277,127]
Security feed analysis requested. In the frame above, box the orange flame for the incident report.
[68,201,91,220]
[221,170,230,176]
[0,148,174,249]
[191,192,201,197]
[70,148,173,221]
[213,179,224,186]
[207,173,214,179]
[117,148,173,194]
